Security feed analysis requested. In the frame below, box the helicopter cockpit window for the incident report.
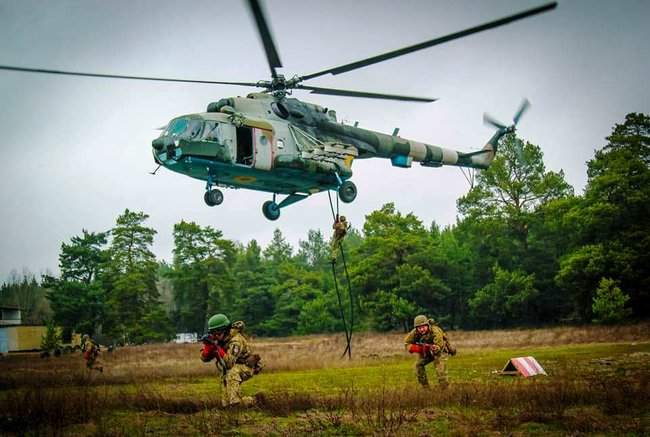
[165,118,203,140]
[167,118,188,137]
[202,121,220,141]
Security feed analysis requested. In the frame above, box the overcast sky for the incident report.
[1,0,648,281]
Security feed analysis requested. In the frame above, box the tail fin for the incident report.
[457,135,500,169]
[471,99,530,169]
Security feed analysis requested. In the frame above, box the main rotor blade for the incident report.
[0,65,260,87]
[300,2,557,82]
[298,85,436,102]
[246,0,283,79]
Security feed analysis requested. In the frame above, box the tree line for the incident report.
[1,113,648,342]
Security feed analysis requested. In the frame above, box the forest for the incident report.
[1,112,648,343]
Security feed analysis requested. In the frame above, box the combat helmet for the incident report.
[208,313,231,332]
[413,315,428,328]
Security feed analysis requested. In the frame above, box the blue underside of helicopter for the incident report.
[163,155,346,196]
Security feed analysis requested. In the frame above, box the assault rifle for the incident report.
[200,334,228,374]
[408,342,440,357]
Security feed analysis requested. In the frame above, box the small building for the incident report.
[0,304,21,326]
[0,305,46,353]
[0,325,49,353]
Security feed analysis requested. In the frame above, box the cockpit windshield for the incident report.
[164,117,204,140]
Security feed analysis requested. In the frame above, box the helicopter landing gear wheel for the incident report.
[338,180,357,203]
[204,189,224,207]
[262,200,281,221]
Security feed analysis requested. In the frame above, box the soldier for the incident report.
[200,313,262,407]
[330,214,350,263]
[81,334,103,373]
[404,315,456,388]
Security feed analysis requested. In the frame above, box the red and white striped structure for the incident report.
[501,356,547,377]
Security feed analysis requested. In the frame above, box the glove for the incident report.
[215,345,226,359]
[245,354,262,373]
[200,343,217,362]
[245,354,261,367]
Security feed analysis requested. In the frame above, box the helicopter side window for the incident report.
[202,121,220,141]
[187,119,203,140]
[236,126,253,165]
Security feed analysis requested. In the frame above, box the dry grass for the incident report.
[3,373,648,436]
[255,321,650,371]
[1,322,648,388]
[1,323,649,435]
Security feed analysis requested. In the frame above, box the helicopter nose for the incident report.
[152,136,173,151]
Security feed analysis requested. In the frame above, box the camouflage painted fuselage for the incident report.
[151,93,498,196]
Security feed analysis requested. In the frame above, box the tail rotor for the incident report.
[483,98,530,135]
[483,99,530,162]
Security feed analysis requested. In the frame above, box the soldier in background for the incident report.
[200,313,262,407]
[330,215,350,263]
[404,315,456,388]
[81,334,103,373]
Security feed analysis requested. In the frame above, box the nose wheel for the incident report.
[262,200,280,220]
[204,188,224,207]
[261,193,309,220]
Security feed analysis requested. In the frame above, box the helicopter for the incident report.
[0,1,556,221]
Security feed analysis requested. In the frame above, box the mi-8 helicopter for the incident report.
[0,1,555,220]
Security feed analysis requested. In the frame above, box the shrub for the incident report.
[592,278,631,324]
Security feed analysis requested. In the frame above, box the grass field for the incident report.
[1,323,649,436]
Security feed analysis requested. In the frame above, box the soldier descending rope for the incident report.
[330,214,350,263]
[404,315,456,388]
[200,313,263,407]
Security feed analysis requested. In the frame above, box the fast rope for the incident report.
[327,190,355,359]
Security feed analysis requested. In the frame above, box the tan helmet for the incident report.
[414,315,428,328]
[340,216,347,222]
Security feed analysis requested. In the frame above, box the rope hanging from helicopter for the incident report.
[459,167,476,189]
[327,190,355,359]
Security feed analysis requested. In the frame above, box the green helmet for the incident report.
[414,315,428,328]
[208,313,231,331]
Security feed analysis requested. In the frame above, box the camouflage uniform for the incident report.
[81,335,102,372]
[330,216,349,261]
[208,321,261,407]
[404,319,451,387]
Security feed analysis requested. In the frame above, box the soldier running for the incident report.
[81,334,103,373]
[404,315,456,388]
[200,313,262,407]
[330,214,350,263]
